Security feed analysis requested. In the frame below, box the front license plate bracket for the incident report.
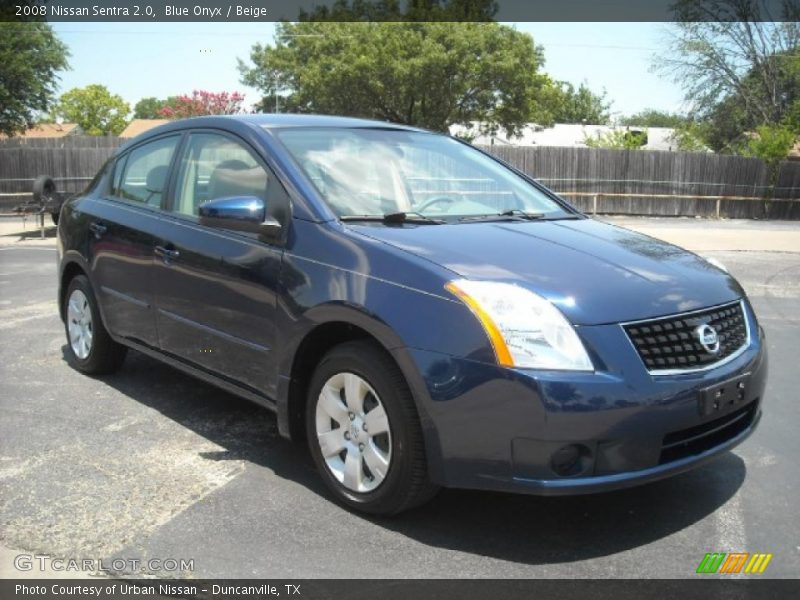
[698,373,750,416]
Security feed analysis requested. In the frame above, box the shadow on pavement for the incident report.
[1,223,58,240]
[381,456,744,565]
[65,346,746,566]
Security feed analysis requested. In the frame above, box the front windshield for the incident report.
[274,127,571,220]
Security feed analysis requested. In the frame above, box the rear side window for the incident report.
[112,136,179,207]
[85,159,112,194]
[111,155,127,195]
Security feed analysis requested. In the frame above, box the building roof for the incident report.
[119,119,171,138]
[450,123,684,152]
[1,123,80,139]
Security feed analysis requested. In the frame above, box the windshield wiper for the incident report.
[499,209,546,219]
[458,209,546,223]
[340,211,445,225]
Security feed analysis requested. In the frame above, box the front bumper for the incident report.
[403,305,767,496]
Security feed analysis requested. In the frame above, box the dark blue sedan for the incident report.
[57,115,766,514]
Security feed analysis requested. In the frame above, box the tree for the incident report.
[653,1,800,151]
[620,109,686,128]
[239,21,546,136]
[55,85,130,136]
[0,22,70,136]
[298,0,498,21]
[584,128,648,150]
[157,91,246,119]
[670,121,711,152]
[740,124,796,181]
[133,97,171,119]
[549,82,611,125]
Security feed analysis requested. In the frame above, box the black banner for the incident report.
[3,0,799,22]
[2,579,800,600]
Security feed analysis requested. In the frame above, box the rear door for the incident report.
[88,134,181,348]
[153,130,287,398]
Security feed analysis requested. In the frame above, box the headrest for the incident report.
[146,165,169,193]
[208,159,267,200]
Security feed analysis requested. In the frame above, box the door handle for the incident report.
[154,245,180,261]
[89,222,107,238]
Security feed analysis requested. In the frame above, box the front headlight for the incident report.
[445,280,593,371]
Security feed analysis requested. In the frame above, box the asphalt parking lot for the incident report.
[0,217,798,579]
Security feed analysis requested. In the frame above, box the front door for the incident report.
[153,131,286,398]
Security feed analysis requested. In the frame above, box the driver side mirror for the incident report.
[198,196,282,240]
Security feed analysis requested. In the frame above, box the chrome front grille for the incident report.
[623,301,749,374]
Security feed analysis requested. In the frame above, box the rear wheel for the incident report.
[306,340,438,515]
[63,275,127,374]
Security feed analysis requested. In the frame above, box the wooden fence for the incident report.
[485,146,800,219]
[1,136,799,218]
[0,137,124,211]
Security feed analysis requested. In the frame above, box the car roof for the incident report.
[116,113,432,153]
[238,113,427,131]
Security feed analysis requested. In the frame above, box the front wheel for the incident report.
[63,275,127,374]
[306,340,438,515]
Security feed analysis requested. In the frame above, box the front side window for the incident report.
[113,136,179,207]
[171,133,269,217]
[275,127,570,220]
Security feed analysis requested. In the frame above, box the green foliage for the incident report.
[584,128,648,150]
[739,125,796,165]
[548,82,611,125]
[654,5,800,153]
[620,109,686,128]
[239,21,545,135]
[55,85,130,136]
[704,56,800,153]
[133,97,171,119]
[736,124,797,188]
[524,74,562,127]
[670,121,710,152]
[0,22,70,136]
[782,98,800,134]
[298,0,498,21]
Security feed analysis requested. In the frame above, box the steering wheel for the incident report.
[415,195,459,213]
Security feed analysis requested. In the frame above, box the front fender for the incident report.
[274,220,500,481]
[275,299,453,483]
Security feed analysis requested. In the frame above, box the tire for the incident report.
[63,275,127,375]
[32,175,56,202]
[306,340,439,515]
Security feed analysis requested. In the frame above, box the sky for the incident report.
[50,22,686,120]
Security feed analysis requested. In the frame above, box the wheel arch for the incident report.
[58,252,113,336]
[278,306,443,481]
[59,257,90,322]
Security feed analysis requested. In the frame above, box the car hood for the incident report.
[349,218,744,325]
